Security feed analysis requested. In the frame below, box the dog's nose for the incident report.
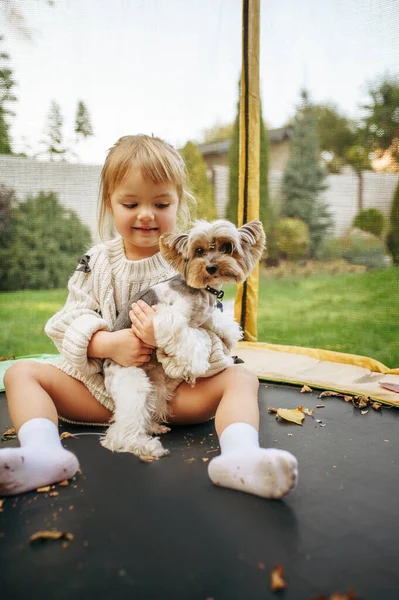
[206,265,218,275]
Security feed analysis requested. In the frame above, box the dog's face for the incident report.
[159,219,266,289]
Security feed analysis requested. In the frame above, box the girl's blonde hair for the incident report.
[98,134,195,239]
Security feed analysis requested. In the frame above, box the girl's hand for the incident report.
[108,329,154,367]
[130,300,158,347]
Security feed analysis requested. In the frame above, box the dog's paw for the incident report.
[101,430,169,458]
[148,423,171,435]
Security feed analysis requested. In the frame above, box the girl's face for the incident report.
[110,168,180,260]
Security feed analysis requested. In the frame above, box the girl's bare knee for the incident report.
[4,360,43,389]
[224,365,259,392]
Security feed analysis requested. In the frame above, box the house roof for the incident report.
[197,126,293,156]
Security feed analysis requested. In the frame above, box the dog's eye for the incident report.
[196,248,205,256]
[221,242,233,254]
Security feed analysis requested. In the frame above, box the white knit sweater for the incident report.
[45,236,233,412]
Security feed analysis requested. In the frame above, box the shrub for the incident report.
[269,217,310,262]
[387,181,399,265]
[317,228,388,270]
[353,208,385,238]
[0,191,92,291]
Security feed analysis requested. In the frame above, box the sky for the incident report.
[2,0,398,165]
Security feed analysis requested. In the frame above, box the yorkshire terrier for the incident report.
[101,219,266,459]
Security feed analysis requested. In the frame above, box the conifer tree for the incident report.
[0,36,17,155]
[281,90,332,256]
[42,100,66,160]
[75,100,94,143]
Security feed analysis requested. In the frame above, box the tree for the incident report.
[225,79,271,236]
[363,74,399,170]
[203,122,234,143]
[0,36,17,154]
[281,90,332,257]
[75,100,93,143]
[180,141,217,221]
[312,103,357,173]
[362,75,399,263]
[0,191,92,291]
[387,180,399,265]
[0,183,17,248]
[41,100,67,160]
[312,103,371,211]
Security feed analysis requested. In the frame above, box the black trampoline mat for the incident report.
[1,383,399,600]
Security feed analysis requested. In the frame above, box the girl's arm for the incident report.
[45,252,111,376]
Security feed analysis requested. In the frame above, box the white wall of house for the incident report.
[1,156,397,241]
[213,165,398,236]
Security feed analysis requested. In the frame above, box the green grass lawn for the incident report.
[1,267,398,367]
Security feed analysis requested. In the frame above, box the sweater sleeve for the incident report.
[44,251,111,376]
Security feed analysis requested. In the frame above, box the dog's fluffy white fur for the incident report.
[100,219,266,459]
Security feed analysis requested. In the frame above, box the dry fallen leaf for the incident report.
[49,491,59,497]
[202,458,209,462]
[139,455,156,462]
[30,530,74,543]
[301,385,313,393]
[276,408,305,426]
[372,402,382,411]
[268,407,278,414]
[330,590,361,600]
[60,432,78,439]
[319,391,342,398]
[316,404,325,408]
[298,405,314,416]
[58,480,69,487]
[353,395,370,409]
[271,564,287,592]
[36,486,51,493]
[360,410,369,415]
[0,499,4,512]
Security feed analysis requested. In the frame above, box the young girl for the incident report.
[1,134,298,499]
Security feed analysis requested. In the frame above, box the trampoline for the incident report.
[1,382,399,599]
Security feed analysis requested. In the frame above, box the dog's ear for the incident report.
[237,220,266,263]
[159,233,189,274]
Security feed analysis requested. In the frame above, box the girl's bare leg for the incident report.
[169,365,298,499]
[0,360,112,496]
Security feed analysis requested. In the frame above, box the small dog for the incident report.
[101,219,266,459]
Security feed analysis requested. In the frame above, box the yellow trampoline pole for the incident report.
[234,0,261,342]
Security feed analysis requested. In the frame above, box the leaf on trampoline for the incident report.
[0,499,4,512]
[139,455,157,462]
[1,427,17,441]
[330,590,361,600]
[352,395,370,409]
[58,479,69,486]
[360,410,369,415]
[298,405,314,416]
[372,402,382,411]
[301,385,313,393]
[276,408,305,426]
[0,355,15,362]
[60,432,78,439]
[270,563,287,591]
[268,407,278,413]
[319,391,343,398]
[30,530,74,543]
[36,486,51,493]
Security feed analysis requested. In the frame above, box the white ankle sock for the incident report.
[208,422,298,499]
[0,418,79,496]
